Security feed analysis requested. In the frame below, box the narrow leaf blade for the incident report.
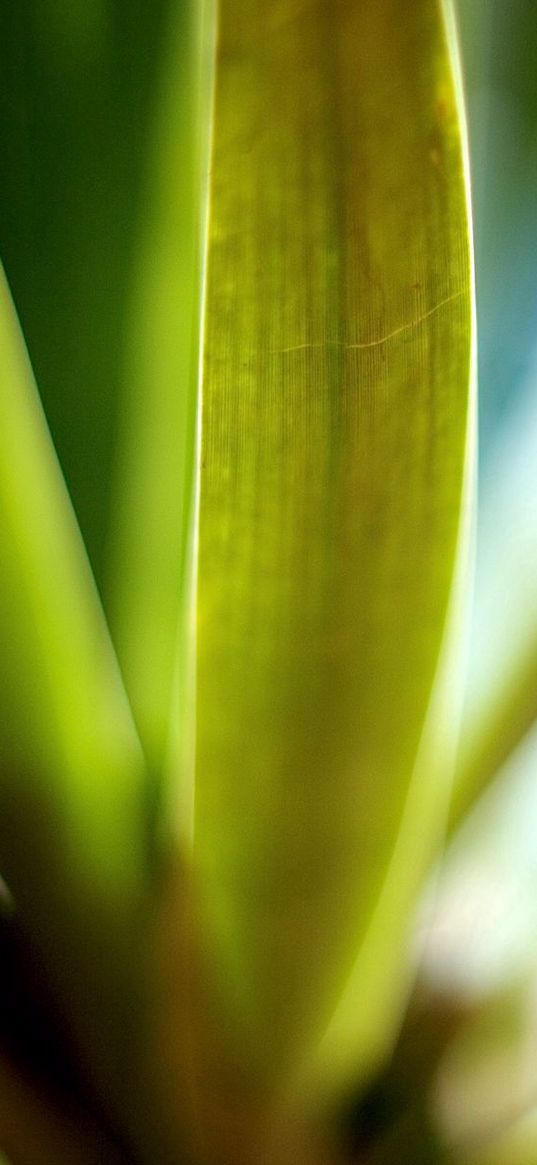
[107,0,215,801]
[0,263,146,1102]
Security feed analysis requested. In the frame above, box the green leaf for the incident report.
[189,0,475,1122]
[0,263,146,1104]
[0,0,174,586]
[106,0,215,798]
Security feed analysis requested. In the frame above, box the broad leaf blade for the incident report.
[191,0,475,1115]
[0,264,146,1104]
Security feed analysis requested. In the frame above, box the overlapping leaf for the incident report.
[107,0,215,796]
[188,0,475,1121]
[0,1,476,1160]
[0,265,146,1106]
[0,0,175,586]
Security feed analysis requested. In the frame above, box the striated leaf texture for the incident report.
[190,0,475,1117]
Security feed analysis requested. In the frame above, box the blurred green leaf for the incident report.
[188,0,475,1131]
[106,0,215,796]
[0,0,172,586]
[0,263,146,1108]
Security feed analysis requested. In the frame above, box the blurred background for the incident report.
[409,3,537,1158]
[430,0,537,1018]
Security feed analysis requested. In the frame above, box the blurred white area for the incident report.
[419,664,537,1147]
[422,715,537,997]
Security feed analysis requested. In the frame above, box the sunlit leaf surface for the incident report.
[107,0,214,795]
[190,0,475,1116]
[0,265,146,1103]
[0,1,476,1158]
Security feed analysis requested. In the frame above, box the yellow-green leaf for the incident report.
[107,0,215,799]
[0,263,146,1105]
[190,0,475,1119]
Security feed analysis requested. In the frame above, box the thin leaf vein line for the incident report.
[274,290,464,354]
